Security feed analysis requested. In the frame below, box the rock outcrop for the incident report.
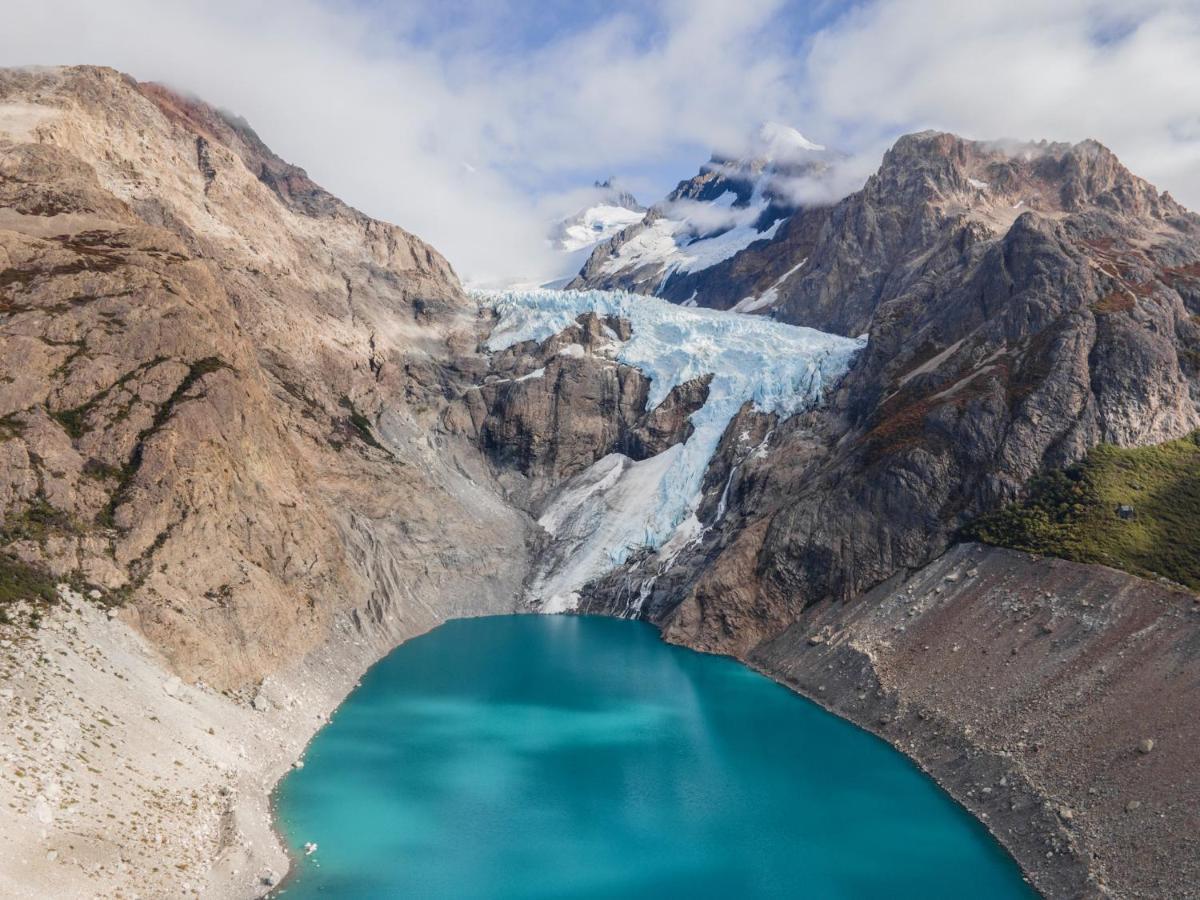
[445,311,709,496]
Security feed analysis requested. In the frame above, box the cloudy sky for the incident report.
[3,0,1199,285]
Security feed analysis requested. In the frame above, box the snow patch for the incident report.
[732,291,778,314]
[732,258,807,314]
[556,204,646,254]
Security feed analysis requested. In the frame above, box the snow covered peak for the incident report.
[569,124,837,300]
[546,180,646,279]
[552,203,645,254]
[754,122,825,161]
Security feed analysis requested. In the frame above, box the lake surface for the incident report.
[274,615,1033,899]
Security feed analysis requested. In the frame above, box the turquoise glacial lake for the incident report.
[273,615,1033,898]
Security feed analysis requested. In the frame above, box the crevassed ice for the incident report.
[478,288,865,611]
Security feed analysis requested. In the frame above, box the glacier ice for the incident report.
[478,288,865,611]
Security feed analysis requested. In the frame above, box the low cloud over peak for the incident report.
[2,0,1198,285]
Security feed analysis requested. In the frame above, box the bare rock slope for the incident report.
[0,65,533,897]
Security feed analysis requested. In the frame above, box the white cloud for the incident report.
[799,0,1200,208]
[0,0,804,285]
[1,1,1198,285]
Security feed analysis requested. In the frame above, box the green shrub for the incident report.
[962,431,1200,589]
[0,554,58,606]
[339,395,386,451]
[1,497,76,543]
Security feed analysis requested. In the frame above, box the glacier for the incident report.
[478,288,865,612]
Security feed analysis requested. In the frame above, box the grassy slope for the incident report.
[962,431,1200,590]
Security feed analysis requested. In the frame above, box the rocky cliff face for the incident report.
[581,131,1200,647]
[0,66,539,695]
[0,64,555,897]
[444,311,708,496]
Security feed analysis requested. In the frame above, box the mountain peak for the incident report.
[754,121,825,161]
[876,130,1179,220]
[590,178,644,213]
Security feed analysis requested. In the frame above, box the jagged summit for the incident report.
[591,177,643,213]
[872,130,1180,222]
[565,122,835,299]
[549,178,645,259]
[572,128,1194,321]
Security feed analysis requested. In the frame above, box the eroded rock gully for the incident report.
[2,66,1199,900]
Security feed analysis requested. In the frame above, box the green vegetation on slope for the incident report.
[0,553,58,611]
[962,431,1200,590]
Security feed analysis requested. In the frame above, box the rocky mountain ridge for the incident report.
[0,65,540,897]
[0,65,525,692]
[579,130,1200,641]
[568,123,834,300]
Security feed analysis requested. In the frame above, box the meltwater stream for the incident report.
[274,616,1033,899]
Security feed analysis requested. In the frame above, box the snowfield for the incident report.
[598,213,783,283]
[479,288,865,612]
[555,204,646,254]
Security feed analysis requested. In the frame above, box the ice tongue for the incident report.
[479,288,865,611]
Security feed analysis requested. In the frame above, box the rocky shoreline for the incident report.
[737,544,1200,900]
[4,541,1196,898]
[0,582,525,899]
